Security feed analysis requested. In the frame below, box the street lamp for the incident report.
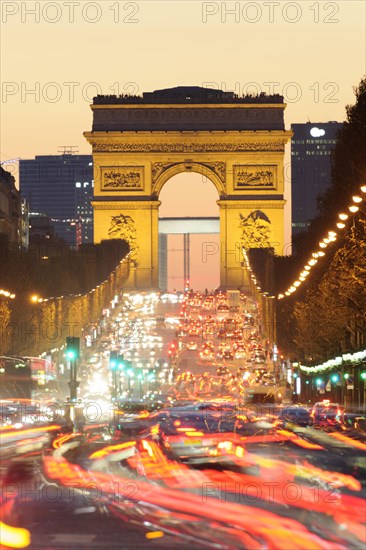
[349,205,359,213]
[352,195,362,203]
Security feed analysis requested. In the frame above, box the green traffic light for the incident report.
[331,374,339,383]
[344,373,349,379]
[361,372,366,380]
[66,336,80,360]
[316,378,322,385]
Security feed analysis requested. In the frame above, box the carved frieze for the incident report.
[239,210,271,249]
[152,162,177,184]
[101,166,144,191]
[108,214,139,260]
[234,165,277,190]
[206,161,226,183]
[93,142,285,153]
[151,161,226,184]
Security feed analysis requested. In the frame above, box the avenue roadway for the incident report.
[1,290,365,550]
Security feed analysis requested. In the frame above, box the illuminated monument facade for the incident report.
[84,87,291,289]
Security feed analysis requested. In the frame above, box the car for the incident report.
[202,341,214,351]
[159,410,236,460]
[278,406,312,427]
[186,341,198,351]
[199,349,215,361]
[217,366,230,377]
[310,401,344,425]
[223,350,234,360]
[155,358,169,370]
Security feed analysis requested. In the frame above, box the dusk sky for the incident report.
[1,0,365,288]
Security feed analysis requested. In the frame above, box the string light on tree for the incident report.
[277,184,365,299]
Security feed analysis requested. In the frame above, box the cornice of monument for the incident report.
[84,130,292,153]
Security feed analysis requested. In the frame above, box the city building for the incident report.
[19,199,29,248]
[28,212,55,242]
[291,122,343,236]
[0,166,21,247]
[19,154,93,247]
[75,179,94,246]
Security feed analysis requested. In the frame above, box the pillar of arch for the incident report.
[84,87,292,289]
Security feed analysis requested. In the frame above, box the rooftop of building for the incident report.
[0,166,17,191]
[291,121,344,127]
[93,86,284,105]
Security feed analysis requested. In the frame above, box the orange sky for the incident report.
[1,1,365,288]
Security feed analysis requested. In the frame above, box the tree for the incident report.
[0,299,12,355]
[277,76,366,360]
[317,76,366,223]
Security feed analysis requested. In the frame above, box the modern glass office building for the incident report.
[19,154,93,246]
[291,122,343,236]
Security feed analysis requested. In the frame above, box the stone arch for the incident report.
[85,87,292,289]
[152,161,225,199]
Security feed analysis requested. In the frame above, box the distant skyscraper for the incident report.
[291,122,343,236]
[19,154,93,247]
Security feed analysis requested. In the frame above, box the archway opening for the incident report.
[158,172,220,292]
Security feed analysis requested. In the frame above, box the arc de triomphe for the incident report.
[84,86,292,289]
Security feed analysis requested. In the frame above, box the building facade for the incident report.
[0,166,21,247]
[19,154,93,247]
[291,122,343,236]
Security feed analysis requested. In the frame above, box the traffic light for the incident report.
[110,353,132,371]
[66,337,80,360]
[110,352,118,370]
[118,357,132,371]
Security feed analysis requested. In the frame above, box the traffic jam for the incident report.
[1,289,366,549]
